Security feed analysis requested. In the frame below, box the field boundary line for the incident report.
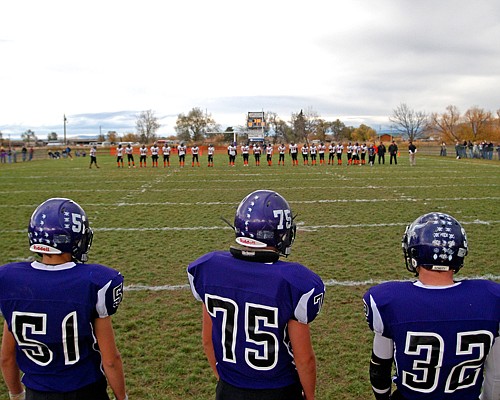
[3,219,499,234]
[124,274,500,292]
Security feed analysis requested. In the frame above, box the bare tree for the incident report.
[429,105,462,142]
[136,110,161,143]
[464,106,492,140]
[389,103,428,141]
[21,129,37,145]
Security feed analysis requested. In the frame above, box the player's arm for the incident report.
[288,319,316,400]
[481,330,500,400]
[0,321,25,399]
[370,333,394,400]
[202,305,219,380]
[94,317,127,400]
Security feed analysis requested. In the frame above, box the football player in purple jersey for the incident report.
[188,190,325,400]
[363,212,500,400]
[0,198,127,400]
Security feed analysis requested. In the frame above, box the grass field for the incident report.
[0,151,499,399]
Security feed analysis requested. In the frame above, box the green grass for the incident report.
[0,152,499,399]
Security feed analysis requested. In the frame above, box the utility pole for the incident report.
[64,115,67,145]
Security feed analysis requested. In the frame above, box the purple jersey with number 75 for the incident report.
[188,250,325,390]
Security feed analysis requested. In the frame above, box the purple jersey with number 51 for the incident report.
[188,250,325,390]
[0,261,124,392]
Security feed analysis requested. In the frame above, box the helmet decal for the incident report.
[28,198,93,263]
[402,212,468,275]
[234,190,296,257]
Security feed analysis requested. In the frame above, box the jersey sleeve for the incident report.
[92,266,124,318]
[287,264,325,324]
[363,286,387,336]
[187,253,215,302]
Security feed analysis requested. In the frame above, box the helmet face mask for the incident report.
[28,198,93,263]
[233,190,296,258]
[402,212,468,275]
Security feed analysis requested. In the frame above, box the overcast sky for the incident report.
[1,0,499,139]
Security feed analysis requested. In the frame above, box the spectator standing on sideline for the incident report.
[89,145,99,168]
[377,142,386,164]
[455,141,461,159]
[0,198,127,400]
[188,190,325,400]
[28,146,34,161]
[388,141,398,165]
[65,146,73,159]
[21,146,27,162]
[440,141,447,156]
[1,147,6,163]
[363,212,499,400]
[408,141,417,166]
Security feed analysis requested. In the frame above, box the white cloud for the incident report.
[1,0,499,138]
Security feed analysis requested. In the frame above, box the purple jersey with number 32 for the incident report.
[363,280,500,400]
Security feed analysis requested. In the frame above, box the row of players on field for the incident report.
[115,141,399,167]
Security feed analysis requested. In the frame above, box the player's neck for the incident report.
[417,267,455,286]
[41,253,73,265]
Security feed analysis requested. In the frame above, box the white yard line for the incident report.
[125,274,500,292]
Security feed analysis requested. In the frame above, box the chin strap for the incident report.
[230,246,280,263]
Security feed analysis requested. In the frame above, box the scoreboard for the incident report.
[247,112,265,129]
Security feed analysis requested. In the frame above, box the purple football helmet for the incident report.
[28,198,93,262]
[234,190,296,256]
[402,212,468,274]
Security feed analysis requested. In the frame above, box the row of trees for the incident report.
[136,104,500,145]
[2,104,498,147]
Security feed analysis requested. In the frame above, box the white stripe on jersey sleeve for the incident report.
[96,280,112,318]
[294,288,315,324]
[369,294,385,336]
[187,271,202,301]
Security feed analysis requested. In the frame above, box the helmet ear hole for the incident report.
[410,248,418,258]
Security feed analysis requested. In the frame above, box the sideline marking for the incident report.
[125,274,500,292]
[3,219,499,234]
